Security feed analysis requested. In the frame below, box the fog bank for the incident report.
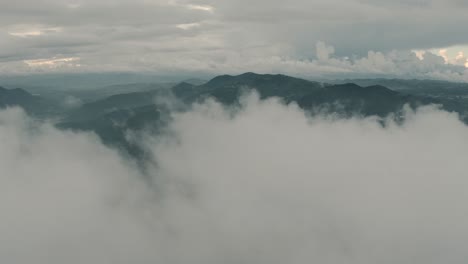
[1,96,468,263]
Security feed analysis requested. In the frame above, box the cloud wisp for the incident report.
[1,95,468,263]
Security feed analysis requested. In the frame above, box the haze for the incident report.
[1,1,468,263]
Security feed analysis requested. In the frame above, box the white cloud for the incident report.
[24,57,81,68]
[454,51,468,68]
[413,50,425,60]
[186,4,214,13]
[2,95,468,263]
[189,42,468,82]
[302,42,468,81]
[9,30,43,37]
[168,1,215,13]
[8,25,62,38]
[176,22,201,30]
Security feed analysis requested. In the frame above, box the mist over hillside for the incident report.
[2,72,468,158]
[2,73,468,264]
[2,91,468,263]
[4,0,468,262]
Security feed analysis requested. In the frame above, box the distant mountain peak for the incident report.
[328,83,362,89]
[205,72,320,87]
[182,78,207,86]
[365,85,397,92]
[0,86,33,96]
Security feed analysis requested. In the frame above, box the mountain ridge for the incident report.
[4,72,468,157]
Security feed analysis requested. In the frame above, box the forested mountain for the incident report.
[3,73,468,157]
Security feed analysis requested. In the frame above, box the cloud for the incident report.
[176,22,201,30]
[8,25,62,38]
[2,94,468,263]
[308,42,468,81]
[186,4,215,13]
[24,56,81,68]
[168,0,215,13]
[0,0,468,79]
[62,95,83,109]
[445,50,468,68]
[0,108,155,263]
[168,41,468,82]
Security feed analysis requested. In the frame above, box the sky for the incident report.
[1,0,468,81]
[2,95,468,263]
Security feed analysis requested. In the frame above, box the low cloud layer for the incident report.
[1,0,468,80]
[2,95,468,263]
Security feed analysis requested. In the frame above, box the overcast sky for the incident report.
[1,0,468,80]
